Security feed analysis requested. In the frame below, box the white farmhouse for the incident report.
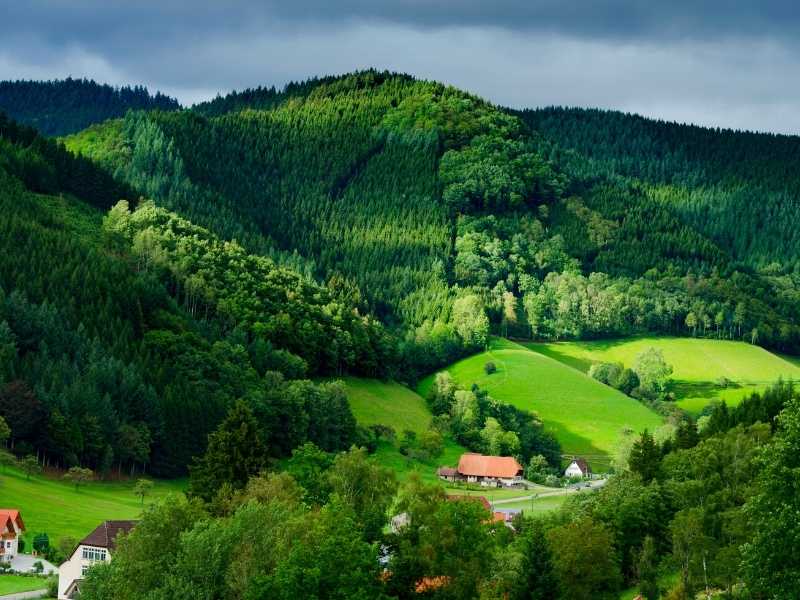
[564,458,591,478]
[0,509,25,561]
[58,520,137,599]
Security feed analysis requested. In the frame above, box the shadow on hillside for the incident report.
[669,379,739,401]
[542,418,621,472]
[525,344,592,373]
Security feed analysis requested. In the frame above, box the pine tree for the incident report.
[188,401,266,502]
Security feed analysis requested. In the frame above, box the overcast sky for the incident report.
[2,1,799,134]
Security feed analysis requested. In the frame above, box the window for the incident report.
[81,547,107,562]
[5,542,10,548]
[81,565,89,576]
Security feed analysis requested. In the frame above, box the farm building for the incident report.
[439,453,524,487]
[564,458,592,478]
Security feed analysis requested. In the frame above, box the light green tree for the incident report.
[633,347,673,394]
[133,479,154,505]
[64,466,94,491]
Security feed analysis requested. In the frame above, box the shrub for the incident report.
[484,361,497,375]
[33,533,49,554]
[588,362,622,386]
[612,368,640,395]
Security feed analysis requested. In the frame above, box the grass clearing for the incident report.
[528,336,800,414]
[0,574,51,595]
[419,338,662,467]
[344,377,433,434]
[0,466,185,547]
[340,378,470,483]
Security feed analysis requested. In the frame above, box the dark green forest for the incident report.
[0,78,179,136]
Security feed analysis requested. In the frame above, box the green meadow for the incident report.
[340,377,470,483]
[418,338,662,467]
[0,466,185,547]
[0,574,52,595]
[527,336,800,414]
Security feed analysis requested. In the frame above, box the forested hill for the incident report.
[0,112,390,476]
[64,70,800,361]
[0,78,180,136]
[518,107,800,269]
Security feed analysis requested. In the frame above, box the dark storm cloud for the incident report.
[1,1,800,133]
[3,1,800,42]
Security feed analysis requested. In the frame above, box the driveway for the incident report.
[7,554,57,575]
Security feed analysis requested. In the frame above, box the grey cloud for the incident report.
[0,2,799,134]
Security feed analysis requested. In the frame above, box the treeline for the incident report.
[78,381,800,599]
[0,78,179,136]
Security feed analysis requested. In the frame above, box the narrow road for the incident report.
[491,478,607,506]
[0,590,48,600]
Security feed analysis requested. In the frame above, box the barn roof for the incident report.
[457,453,523,478]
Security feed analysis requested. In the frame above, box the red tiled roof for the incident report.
[457,453,523,478]
[446,495,491,511]
[415,576,450,593]
[0,515,14,540]
[79,520,137,551]
[0,510,24,532]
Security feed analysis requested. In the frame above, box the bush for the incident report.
[398,430,417,456]
[484,361,497,375]
[33,560,44,574]
[544,474,560,487]
[353,426,378,453]
[588,362,622,386]
[612,368,640,395]
[33,532,49,554]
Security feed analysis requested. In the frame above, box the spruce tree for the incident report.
[188,401,266,502]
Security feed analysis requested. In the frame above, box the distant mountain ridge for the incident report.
[0,77,180,136]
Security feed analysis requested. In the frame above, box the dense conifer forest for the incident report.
[2,69,800,598]
[0,78,179,136]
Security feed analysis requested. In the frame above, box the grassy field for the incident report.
[0,574,52,594]
[528,336,800,414]
[492,493,568,513]
[0,466,185,547]
[418,338,662,467]
[340,378,471,484]
[344,377,434,434]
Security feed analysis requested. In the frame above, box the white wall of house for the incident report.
[564,461,585,478]
[58,545,110,599]
[2,536,19,558]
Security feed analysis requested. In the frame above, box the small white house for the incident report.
[564,458,591,478]
[58,520,137,599]
[0,509,25,561]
